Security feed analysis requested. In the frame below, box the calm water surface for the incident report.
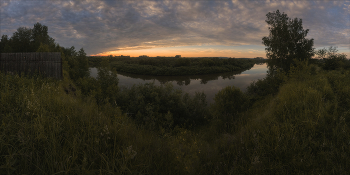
[90,63,268,103]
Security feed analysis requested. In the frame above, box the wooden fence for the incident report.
[0,52,62,79]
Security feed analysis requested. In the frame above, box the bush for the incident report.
[0,72,184,174]
[76,60,119,105]
[116,83,209,130]
[212,86,248,124]
[316,46,348,70]
[323,55,347,70]
[246,69,286,100]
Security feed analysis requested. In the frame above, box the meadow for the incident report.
[2,16,350,175]
[1,58,350,174]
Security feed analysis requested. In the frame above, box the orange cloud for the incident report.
[92,46,266,58]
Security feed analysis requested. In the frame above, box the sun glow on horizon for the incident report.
[90,45,267,58]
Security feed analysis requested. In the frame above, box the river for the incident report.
[89,63,268,104]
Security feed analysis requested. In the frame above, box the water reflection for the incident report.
[89,63,268,103]
[116,70,242,86]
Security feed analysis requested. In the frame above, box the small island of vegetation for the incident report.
[88,56,266,76]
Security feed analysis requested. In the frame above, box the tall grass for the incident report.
[1,62,350,174]
[212,64,350,174]
[0,72,182,174]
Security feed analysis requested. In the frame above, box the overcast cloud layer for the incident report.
[1,0,349,57]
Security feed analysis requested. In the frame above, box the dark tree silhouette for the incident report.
[0,22,55,53]
[10,27,32,52]
[31,22,55,51]
[262,10,314,72]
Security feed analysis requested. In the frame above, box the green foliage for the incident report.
[213,86,248,116]
[66,48,89,81]
[0,35,12,52]
[175,57,191,67]
[95,57,259,76]
[262,10,314,72]
[76,60,119,106]
[200,58,215,67]
[2,60,350,174]
[116,83,208,130]
[0,22,55,53]
[9,27,32,52]
[211,86,249,132]
[36,43,51,52]
[95,61,119,105]
[246,68,286,101]
[3,14,350,175]
[208,67,350,174]
[316,46,349,70]
[88,56,103,67]
[0,72,183,174]
[31,22,55,51]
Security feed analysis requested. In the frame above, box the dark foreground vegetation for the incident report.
[88,56,265,76]
[1,10,350,174]
[2,55,350,174]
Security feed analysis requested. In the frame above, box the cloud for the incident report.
[0,0,348,56]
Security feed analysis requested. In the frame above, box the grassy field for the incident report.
[1,61,350,174]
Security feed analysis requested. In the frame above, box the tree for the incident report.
[68,48,89,80]
[0,22,55,53]
[95,60,119,105]
[31,22,55,51]
[77,48,89,78]
[316,46,348,70]
[36,43,51,52]
[0,35,12,53]
[262,10,314,72]
[11,27,32,52]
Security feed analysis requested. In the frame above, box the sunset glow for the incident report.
[91,45,267,58]
[1,0,349,58]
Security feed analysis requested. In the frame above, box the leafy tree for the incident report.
[10,27,32,52]
[262,10,314,72]
[0,23,55,53]
[62,46,77,57]
[36,43,51,52]
[77,48,89,78]
[31,22,55,51]
[114,82,208,130]
[68,48,89,80]
[95,60,119,104]
[3,44,13,53]
[0,35,11,53]
[315,48,327,60]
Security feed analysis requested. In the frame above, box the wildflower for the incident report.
[251,156,260,165]
[125,145,137,160]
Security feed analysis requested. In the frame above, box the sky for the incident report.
[1,0,349,58]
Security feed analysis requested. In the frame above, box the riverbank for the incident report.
[89,63,268,104]
[88,56,265,76]
[1,62,350,174]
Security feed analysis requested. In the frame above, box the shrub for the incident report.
[212,86,248,123]
[246,69,286,100]
[316,46,348,70]
[116,83,209,130]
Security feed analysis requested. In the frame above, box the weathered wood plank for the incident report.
[0,52,62,79]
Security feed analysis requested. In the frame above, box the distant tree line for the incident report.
[88,57,265,76]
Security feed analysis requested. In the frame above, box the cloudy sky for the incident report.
[1,0,349,58]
